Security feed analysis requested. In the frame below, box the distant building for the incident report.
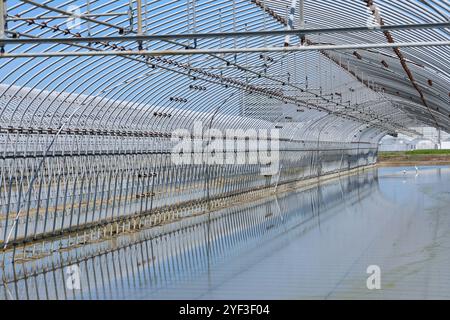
[442,139,450,150]
[379,127,450,151]
[379,136,414,152]
[410,138,436,150]
[410,127,450,147]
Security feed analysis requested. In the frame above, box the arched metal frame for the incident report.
[0,0,448,261]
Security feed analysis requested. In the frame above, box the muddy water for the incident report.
[2,166,449,300]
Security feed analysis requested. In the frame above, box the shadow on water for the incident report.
[1,166,450,299]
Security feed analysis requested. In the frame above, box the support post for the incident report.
[438,127,441,149]
[299,0,305,29]
[137,0,143,50]
[137,0,143,35]
[0,0,6,53]
[284,0,297,47]
[284,0,305,46]
[86,0,92,46]
[299,0,305,44]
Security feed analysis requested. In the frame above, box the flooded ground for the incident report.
[2,165,450,300]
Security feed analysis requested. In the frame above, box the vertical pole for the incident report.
[86,0,92,46]
[284,0,306,47]
[263,0,267,50]
[137,0,143,35]
[284,0,297,47]
[136,0,143,49]
[299,0,305,29]
[219,9,222,50]
[145,0,148,34]
[0,0,6,53]
[299,0,305,44]
[438,127,441,149]
[232,0,236,62]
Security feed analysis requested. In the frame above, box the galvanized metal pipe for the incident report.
[1,41,448,58]
[0,0,5,43]
[1,22,448,44]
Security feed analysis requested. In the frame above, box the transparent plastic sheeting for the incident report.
[0,1,448,256]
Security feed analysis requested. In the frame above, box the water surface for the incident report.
[2,166,450,300]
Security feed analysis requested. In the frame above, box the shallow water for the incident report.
[2,165,450,300]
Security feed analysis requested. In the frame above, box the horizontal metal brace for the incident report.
[0,22,448,45]
[1,41,448,58]
[6,12,128,21]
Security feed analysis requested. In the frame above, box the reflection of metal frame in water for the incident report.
[1,169,379,300]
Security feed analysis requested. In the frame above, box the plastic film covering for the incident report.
[0,0,448,258]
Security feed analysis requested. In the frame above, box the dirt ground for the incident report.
[378,153,450,167]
